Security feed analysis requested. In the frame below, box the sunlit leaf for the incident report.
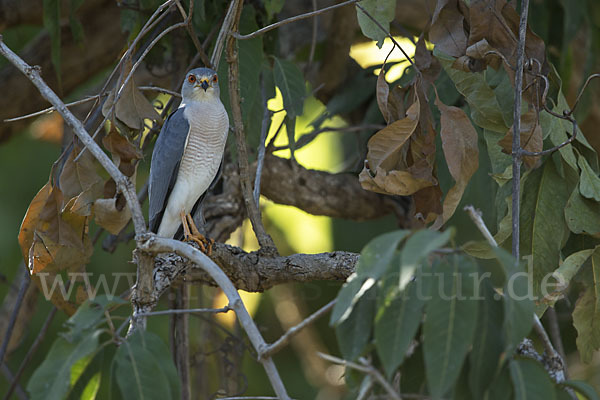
[27,330,102,400]
[273,57,305,118]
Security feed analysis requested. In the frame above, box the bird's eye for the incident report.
[187,75,196,84]
[212,74,218,83]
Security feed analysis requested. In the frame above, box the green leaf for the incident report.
[264,0,284,20]
[437,52,508,133]
[27,330,102,400]
[336,286,376,360]
[43,0,62,85]
[578,154,600,201]
[423,255,478,399]
[114,331,181,400]
[565,185,600,235]
[469,279,504,399]
[550,247,598,306]
[400,229,453,288]
[509,358,556,400]
[330,230,409,325]
[273,57,306,118]
[355,0,396,48]
[486,363,513,400]
[67,349,103,400]
[375,276,427,377]
[559,380,600,400]
[64,295,126,341]
[572,284,600,363]
[493,247,534,354]
[520,161,572,299]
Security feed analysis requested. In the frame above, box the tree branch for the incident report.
[232,0,359,40]
[154,242,357,293]
[138,234,291,399]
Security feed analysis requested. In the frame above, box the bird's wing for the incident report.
[148,107,190,233]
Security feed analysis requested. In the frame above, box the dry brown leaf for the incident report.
[360,166,434,196]
[93,197,131,235]
[429,0,468,58]
[367,101,420,171]
[415,35,442,85]
[498,110,542,168]
[431,94,480,229]
[377,63,391,123]
[102,64,160,130]
[59,146,104,217]
[413,185,443,224]
[18,183,52,263]
[102,127,143,177]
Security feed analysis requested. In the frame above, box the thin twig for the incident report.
[3,307,58,400]
[211,0,237,69]
[139,234,290,399]
[0,267,30,366]
[174,0,211,68]
[317,353,401,400]
[545,307,567,376]
[4,94,104,122]
[253,75,271,208]
[272,124,386,151]
[233,0,359,40]
[464,205,497,247]
[139,86,182,97]
[511,0,530,263]
[261,300,335,359]
[138,306,231,316]
[0,365,27,400]
[571,73,600,113]
[306,0,318,71]
[226,0,277,253]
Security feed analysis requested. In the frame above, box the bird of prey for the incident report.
[148,67,229,251]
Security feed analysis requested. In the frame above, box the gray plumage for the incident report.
[148,67,229,238]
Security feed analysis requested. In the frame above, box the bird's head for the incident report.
[181,68,220,102]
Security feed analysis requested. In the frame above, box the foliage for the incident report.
[2,0,600,398]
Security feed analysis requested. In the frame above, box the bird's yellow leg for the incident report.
[179,211,194,241]
[185,214,213,255]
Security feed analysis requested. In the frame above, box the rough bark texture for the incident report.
[154,241,358,293]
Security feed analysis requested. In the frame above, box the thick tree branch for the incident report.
[139,234,290,399]
[153,241,357,293]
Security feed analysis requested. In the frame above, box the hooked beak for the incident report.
[196,79,209,91]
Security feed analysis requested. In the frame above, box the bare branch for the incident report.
[139,234,291,399]
[154,241,357,293]
[510,0,530,262]
[139,306,231,317]
[4,94,103,122]
[261,300,336,359]
[464,205,497,247]
[232,0,359,40]
[317,353,401,400]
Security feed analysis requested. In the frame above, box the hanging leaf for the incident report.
[498,110,543,169]
[330,230,409,325]
[565,185,600,236]
[509,357,557,400]
[114,331,181,400]
[273,57,305,118]
[578,154,600,201]
[469,280,504,399]
[429,0,468,58]
[376,65,391,123]
[27,330,102,400]
[423,255,478,399]
[336,286,376,361]
[375,277,427,377]
[355,0,396,48]
[432,93,479,228]
[520,161,572,299]
[573,280,600,363]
